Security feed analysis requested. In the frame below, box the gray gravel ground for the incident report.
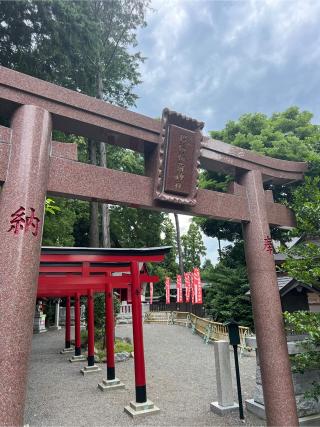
[24,324,265,427]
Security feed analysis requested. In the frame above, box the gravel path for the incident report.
[24,324,264,426]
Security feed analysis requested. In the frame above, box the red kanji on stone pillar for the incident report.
[26,208,40,236]
[7,206,40,236]
[7,206,26,234]
[263,235,273,254]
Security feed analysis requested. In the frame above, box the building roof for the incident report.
[246,276,320,298]
[274,236,320,264]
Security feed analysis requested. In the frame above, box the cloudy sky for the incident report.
[133,0,320,263]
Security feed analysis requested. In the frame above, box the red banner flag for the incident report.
[191,273,195,304]
[150,282,153,305]
[184,272,191,303]
[176,274,183,303]
[165,277,170,304]
[193,267,202,304]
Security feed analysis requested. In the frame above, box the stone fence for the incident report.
[144,311,251,347]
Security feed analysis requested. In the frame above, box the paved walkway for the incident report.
[24,324,264,426]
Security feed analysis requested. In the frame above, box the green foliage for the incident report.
[45,198,60,215]
[201,106,320,243]
[90,293,120,330]
[114,340,133,353]
[181,221,206,272]
[204,263,253,328]
[284,311,320,400]
[0,0,150,107]
[281,177,320,287]
[110,206,164,248]
[283,242,320,287]
[145,216,178,297]
[211,107,320,164]
[161,217,178,276]
[284,311,320,345]
[291,177,320,236]
[42,198,77,246]
[107,145,144,175]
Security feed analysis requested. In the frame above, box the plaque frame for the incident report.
[154,108,204,206]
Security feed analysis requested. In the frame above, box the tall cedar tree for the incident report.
[181,221,206,272]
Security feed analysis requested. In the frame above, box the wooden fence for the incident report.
[144,311,251,347]
[149,302,205,317]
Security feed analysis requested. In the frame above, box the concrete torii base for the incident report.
[98,378,125,391]
[210,401,239,415]
[80,365,101,375]
[246,399,320,426]
[124,400,160,418]
[60,347,74,354]
[69,354,87,363]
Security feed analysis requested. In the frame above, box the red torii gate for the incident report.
[37,246,168,412]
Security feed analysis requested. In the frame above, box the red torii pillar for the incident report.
[124,261,160,417]
[60,296,74,354]
[80,289,101,375]
[98,280,125,390]
[69,293,86,362]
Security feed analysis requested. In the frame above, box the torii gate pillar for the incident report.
[0,105,52,426]
[240,170,298,426]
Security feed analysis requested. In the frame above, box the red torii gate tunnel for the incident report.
[0,66,307,426]
[38,246,166,409]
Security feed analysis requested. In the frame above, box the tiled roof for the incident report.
[277,276,294,291]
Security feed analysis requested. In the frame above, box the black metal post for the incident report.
[233,344,244,420]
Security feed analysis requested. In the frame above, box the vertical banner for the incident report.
[176,274,183,303]
[191,272,195,304]
[165,277,170,304]
[192,269,198,303]
[150,282,153,305]
[184,272,191,303]
[193,267,202,304]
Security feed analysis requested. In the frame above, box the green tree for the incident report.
[204,264,252,327]
[200,106,320,243]
[161,217,178,277]
[282,177,320,288]
[284,311,320,400]
[42,198,76,246]
[181,222,206,272]
[211,107,320,164]
[0,0,149,104]
[147,216,178,296]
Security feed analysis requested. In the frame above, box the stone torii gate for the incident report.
[0,66,307,426]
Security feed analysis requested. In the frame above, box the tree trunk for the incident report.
[88,139,99,247]
[99,141,111,247]
[217,236,221,259]
[174,213,184,277]
[97,70,111,248]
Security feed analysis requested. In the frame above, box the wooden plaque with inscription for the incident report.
[154,109,203,206]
